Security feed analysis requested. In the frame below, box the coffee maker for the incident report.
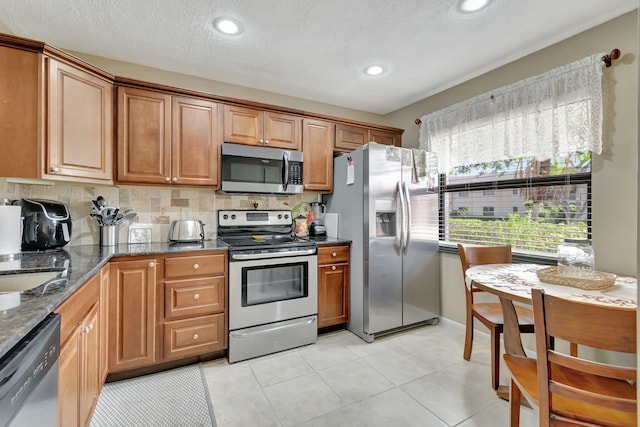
[309,202,327,237]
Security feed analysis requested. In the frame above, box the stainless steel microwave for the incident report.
[221,143,304,194]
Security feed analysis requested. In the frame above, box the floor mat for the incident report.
[90,364,216,427]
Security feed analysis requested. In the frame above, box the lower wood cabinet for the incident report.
[57,273,101,427]
[107,251,228,373]
[108,258,158,372]
[317,244,350,328]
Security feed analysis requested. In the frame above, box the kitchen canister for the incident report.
[0,205,23,256]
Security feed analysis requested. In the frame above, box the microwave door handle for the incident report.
[282,151,289,191]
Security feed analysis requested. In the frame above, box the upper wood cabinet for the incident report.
[224,105,301,150]
[368,128,402,147]
[0,40,113,184]
[302,118,334,192]
[334,123,368,152]
[335,123,402,153]
[117,86,220,186]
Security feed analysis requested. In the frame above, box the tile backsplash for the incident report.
[0,179,319,246]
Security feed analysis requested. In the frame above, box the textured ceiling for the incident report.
[0,0,636,114]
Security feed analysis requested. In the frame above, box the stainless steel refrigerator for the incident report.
[325,142,440,342]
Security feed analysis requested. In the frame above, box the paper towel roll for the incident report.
[0,206,22,255]
[324,213,339,238]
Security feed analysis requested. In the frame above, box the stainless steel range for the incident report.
[217,210,318,363]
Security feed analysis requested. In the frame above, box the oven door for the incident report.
[229,253,318,330]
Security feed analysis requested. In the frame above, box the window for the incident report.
[441,154,591,255]
[419,54,602,257]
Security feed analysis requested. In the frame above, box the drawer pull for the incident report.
[332,252,337,257]
[165,177,171,182]
[149,261,155,268]
[172,177,178,182]
[332,265,337,271]
[193,334,199,340]
[50,166,60,173]
[193,293,200,300]
[193,263,199,269]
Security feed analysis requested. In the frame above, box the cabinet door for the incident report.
[172,96,219,186]
[335,124,368,152]
[117,87,172,184]
[47,58,113,181]
[109,259,157,372]
[99,265,110,382]
[318,263,350,328]
[223,104,262,146]
[368,129,401,147]
[58,332,80,427]
[80,304,100,427]
[302,119,334,192]
[264,111,301,150]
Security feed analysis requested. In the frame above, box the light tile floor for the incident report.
[201,321,539,426]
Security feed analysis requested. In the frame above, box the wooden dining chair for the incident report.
[458,243,536,390]
[505,288,637,427]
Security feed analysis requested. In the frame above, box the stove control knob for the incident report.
[231,214,236,220]
[277,214,282,219]
[284,214,289,219]
[223,214,228,220]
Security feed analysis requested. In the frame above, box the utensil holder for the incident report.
[99,225,119,247]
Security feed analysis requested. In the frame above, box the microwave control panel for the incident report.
[289,162,302,185]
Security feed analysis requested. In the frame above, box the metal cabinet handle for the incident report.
[193,293,200,300]
[331,265,336,271]
[193,334,199,340]
[50,166,60,173]
[260,139,264,143]
[172,177,177,182]
[149,261,155,267]
[332,252,337,257]
[193,263,199,269]
[165,177,171,182]
[265,139,269,144]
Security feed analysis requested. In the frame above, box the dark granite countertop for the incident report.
[0,240,228,361]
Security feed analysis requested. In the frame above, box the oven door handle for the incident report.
[231,248,316,260]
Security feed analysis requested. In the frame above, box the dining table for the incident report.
[464,263,637,400]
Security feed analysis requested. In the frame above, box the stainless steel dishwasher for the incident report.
[0,313,60,427]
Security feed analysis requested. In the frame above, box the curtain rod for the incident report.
[414,48,621,126]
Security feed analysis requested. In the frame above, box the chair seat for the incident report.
[473,302,535,328]
[504,355,637,427]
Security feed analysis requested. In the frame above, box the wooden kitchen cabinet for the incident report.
[368,128,402,147]
[317,245,350,328]
[57,273,101,427]
[223,104,301,150]
[162,251,228,361]
[302,118,334,192]
[108,258,158,372]
[334,123,368,153]
[117,86,220,186]
[0,36,113,184]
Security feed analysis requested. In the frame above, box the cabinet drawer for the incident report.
[318,246,349,265]
[164,253,226,278]
[163,314,226,360]
[165,277,225,320]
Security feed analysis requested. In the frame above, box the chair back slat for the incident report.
[532,288,637,426]
[543,295,636,353]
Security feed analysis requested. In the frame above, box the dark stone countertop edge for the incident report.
[0,240,228,361]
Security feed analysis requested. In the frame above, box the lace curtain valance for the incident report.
[418,54,604,173]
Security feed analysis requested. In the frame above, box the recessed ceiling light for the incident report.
[213,17,243,35]
[364,65,385,76]
[458,0,491,13]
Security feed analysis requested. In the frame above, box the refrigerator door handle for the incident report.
[396,181,405,253]
[403,181,412,255]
